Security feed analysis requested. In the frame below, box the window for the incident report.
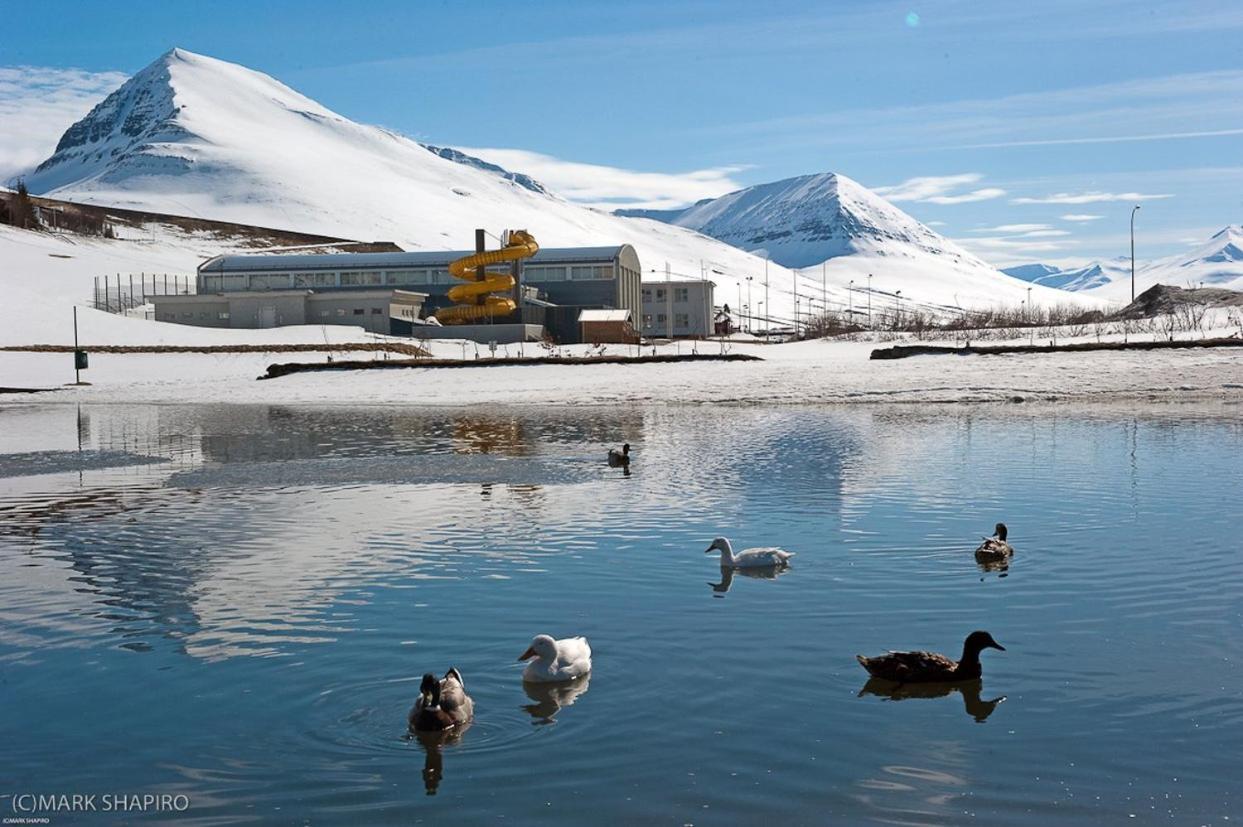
[202,276,223,291]
[294,272,337,288]
[657,313,667,324]
[336,308,346,316]
[217,312,230,320]
[676,313,690,328]
[642,314,653,326]
[320,310,330,318]
[197,312,209,319]
[641,288,652,301]
[371,307,383,314]
[385,270,416,284]
[655,288,666,301]
[340,271,382,286]
[180,311,193,319]
[674,287,689,303]
[250,274,290,290]
[352,308,365,316]
[525,265,566,282]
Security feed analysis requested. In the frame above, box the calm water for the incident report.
[1,402,1240,825]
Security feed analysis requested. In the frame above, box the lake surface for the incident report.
[1,402,1240,825]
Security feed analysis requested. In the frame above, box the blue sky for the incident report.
[2,0,1241,266]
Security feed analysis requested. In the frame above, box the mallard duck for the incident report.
[408,668,474,732]
[607,443,631,467]
[518,634,592,682]
[856,631,1005,683]
[704,537,795,569]
[975,523,1014,560]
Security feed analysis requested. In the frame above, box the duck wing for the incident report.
[737,548,795,567]
[857,650,959,683]
[555,637,592,676]
[438,669,474,724]
[975,539,1013,558]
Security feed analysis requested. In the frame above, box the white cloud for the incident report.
[873,173,1005,204]
[0,65,127,182]
[971,223,1051,234]
[457,146,747,210]
[1012,191,1173,204]
[1061,213,1104,222]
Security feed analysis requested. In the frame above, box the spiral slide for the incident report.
[437,230,539,324]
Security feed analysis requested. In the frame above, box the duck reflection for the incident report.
[975,555,1010,577]
[410,724,470,796]
[708,564,789,596]
[858,678,1006,723]
[522,674,592,724]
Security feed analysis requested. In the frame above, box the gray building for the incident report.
[640,280,716,338]
[152,289,427,335]
[194,244,642,325]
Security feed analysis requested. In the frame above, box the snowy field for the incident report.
[4,330,1241,408]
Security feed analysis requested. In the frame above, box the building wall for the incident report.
[196,246,644,329]
[581,320,638,344]
[153,290,425,334]
[640,281,715,337]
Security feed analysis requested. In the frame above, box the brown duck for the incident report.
[409,668,474,732]
[856,631,1005,683]
[975,523,1014,561]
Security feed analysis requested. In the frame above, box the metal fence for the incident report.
[92,273,194,314]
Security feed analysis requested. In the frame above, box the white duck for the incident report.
[705,537,795,569]
[518,634,592,682]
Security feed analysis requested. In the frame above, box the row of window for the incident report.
[201,264,617,292]
[641,313,691,327]
[169,311,231,320]
[642,287,693,303]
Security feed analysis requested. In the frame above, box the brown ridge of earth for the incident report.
[871,336,1243,360]
[261,352,763,380]
[2,342,429,356]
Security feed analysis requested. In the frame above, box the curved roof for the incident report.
[199,245,633,273]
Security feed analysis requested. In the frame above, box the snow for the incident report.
[1007,226,1243,300]
[4,326,1241,408]
[19,48,1101,323]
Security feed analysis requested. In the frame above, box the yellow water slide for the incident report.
[437,230,539,324]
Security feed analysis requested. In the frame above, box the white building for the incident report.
[640,280,715,338]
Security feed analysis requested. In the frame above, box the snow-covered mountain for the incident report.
[618,172,1083,311]
[1001,264,1062,282]
[20,48,1094,317]
[1004,227,1243,301]
[1085,225,1243,301]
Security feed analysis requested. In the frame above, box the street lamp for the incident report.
[745,276,754,334]
[848,279,854,318]
[894,290,902,329]
[1130,204,1141,302]
[867,274,873,328]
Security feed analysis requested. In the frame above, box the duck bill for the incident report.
[990,642,1006,651]
[517,647,536,661]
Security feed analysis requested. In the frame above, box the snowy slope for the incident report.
[1001,264,1062,282]
[1084,226,1243,301]
[615,172,1086,310]
[20,48,1096,318]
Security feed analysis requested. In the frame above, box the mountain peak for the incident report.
[624,170,988,270]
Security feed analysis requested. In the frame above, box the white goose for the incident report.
[518,634,592,683]
[705,537,795,569]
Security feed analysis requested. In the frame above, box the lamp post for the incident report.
[894,290,902,329]
[867,273,872,328]
[763,255,770,338]
[745,276,753,334]
[848,279,854,318]
[1026,286,1032,323]
[1130,204,1141,302]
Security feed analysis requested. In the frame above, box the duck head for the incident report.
[993,523,1008,541]
[704,537,733,555]
[419,673,440,708]
[518,634,558,663]
[622,443,630,456]
[964,630,1005,656]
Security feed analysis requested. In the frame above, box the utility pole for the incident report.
[848,280,853,318]
[821,262,826,319]
[867,273,872,328]
[665,261,672,340]
[763,254,770,338]
[1130,205,1141,302]
[793,268,799,336]
[746,276,753,334]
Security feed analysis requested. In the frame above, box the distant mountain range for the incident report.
[18,47,1093,314]
[1002,225,1243,299]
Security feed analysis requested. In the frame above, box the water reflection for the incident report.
[858,678,1007,723]
[522,675,592,724]
[410,724,471,796]
[708,564,790,596]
